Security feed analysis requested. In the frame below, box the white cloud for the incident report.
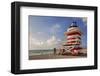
[29,33,61,50]
[46,36,58,45]
[31,38,44,46]
[53,24,61,28]
[82,17,87,26]
[29,33,44,50]
[51,24,61,34]
[37,32,43,35]
[82,17,87,23]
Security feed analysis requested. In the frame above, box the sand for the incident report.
[29,54,87,60]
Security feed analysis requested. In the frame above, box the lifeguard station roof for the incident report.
[69,22,78,28]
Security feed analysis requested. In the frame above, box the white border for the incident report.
[20,7,94,70]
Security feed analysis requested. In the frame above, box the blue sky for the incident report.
[29,15,87,50]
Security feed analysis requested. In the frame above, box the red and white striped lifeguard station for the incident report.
[63,22,82,55]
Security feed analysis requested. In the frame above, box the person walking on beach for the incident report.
[54,48,56,55]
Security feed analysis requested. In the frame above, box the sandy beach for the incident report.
[29,54,87,60]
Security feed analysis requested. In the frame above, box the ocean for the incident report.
[29,49,54,56]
